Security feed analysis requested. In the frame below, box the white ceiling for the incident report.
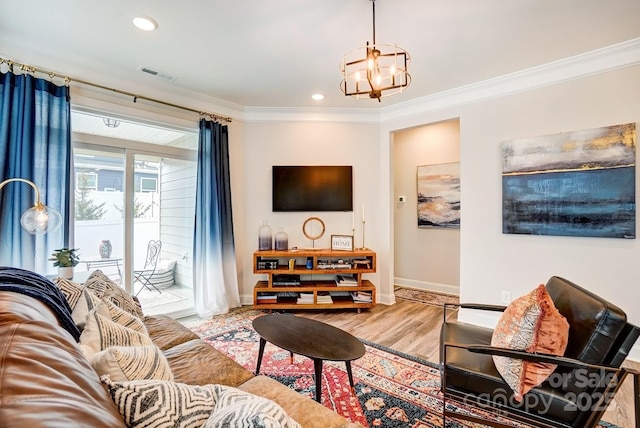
[1,0,639,111]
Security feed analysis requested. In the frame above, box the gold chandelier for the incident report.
[340,0,411,101]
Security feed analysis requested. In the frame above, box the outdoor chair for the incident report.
[440,276,640,428]
[134,240,162,296]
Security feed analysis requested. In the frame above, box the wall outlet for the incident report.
[500,291,511,304]
[398,195,406,203]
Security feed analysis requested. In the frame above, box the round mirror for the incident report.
[302,217,325,241]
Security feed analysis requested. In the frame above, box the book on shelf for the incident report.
[256,294,278,304]
[335,274,358,286]
[296,292,314,304]
[316,292,333,304]
[351,291,372,303]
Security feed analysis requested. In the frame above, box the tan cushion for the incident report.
[143,314,199,350]
[491,284,569,401]
[239,376,353,428]
[91,345,173,382]
[163,339,254,387]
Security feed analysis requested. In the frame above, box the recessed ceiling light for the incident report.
[312,93,325,101]
[133,16,158,31]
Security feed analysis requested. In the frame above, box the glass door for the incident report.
[71,109,198,317]
[73,147,126,284]
[132,154,196,316]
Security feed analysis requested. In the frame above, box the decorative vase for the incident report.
[58,266,73,279]
[258,221,273,250]
[99,240,112,258]
[274,227,288,251]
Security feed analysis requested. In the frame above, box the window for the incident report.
[76,172,97,190]
[140,177,158,193]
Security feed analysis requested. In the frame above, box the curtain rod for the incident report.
[0,57,232,123]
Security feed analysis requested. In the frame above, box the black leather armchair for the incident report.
[440,276,640,428]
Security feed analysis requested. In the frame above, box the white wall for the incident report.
[240,121,383,303]
[381,65,640,346]
[393,120,460,294]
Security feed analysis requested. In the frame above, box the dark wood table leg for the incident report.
[256,337,266,375]
[345,361,356,394]
[313,359,323,402]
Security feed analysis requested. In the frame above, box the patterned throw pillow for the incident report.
[91,345,173,382]
[84,270,143,318]
[80,309,152,359]
[101,376,217,428]
[204,385,301,428]
[72,289,106,330]
[491,284,569,402]
[99,299,147,334]
[53,277,85,309]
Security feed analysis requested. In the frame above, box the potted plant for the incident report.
[49,248,80,279]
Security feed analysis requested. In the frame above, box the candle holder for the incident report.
[357,220,367,250]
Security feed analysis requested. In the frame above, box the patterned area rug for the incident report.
[394,286,459,307]
[181,308,617,428]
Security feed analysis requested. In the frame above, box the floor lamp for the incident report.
[0,178,62,234]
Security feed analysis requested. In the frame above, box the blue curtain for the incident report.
[0,71,71,272]
[193,118,240,316]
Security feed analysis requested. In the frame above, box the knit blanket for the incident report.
[0,266,80,341]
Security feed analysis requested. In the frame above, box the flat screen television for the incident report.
[272,165,353,212]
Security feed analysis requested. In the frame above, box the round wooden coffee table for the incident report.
[252,314,366,402]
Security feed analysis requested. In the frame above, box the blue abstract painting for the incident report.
[502,123,636,238]
[417,162,460,228]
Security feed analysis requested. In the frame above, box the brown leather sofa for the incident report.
[0,288,361,428]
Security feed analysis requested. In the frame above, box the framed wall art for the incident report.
[417,162,460,229]
[502,122,636,239]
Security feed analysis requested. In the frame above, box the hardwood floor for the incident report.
[282,299,638,428]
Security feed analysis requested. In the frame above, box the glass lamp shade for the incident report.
[20,205,62,234]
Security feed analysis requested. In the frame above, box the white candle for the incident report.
[362,204,365,222]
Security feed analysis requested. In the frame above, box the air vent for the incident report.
[139,66,176,82]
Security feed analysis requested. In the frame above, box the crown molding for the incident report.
[240,38,640,124]
[241,106,382,124]
[379,37,640,123]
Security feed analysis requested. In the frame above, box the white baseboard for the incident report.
[394,277,460,296]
